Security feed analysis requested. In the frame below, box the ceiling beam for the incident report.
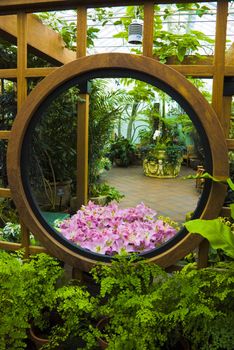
[0,0,225,15]
[0,14,76,65]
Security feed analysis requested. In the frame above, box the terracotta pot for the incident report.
[96,318,109,350]
[29,327,49,349]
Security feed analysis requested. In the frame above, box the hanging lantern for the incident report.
[128,19,143,45]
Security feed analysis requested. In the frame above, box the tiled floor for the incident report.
[102,165,199,224]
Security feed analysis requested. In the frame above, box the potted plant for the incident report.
[0,251,63,349]
[80,253,234,350]
[109,137,136,167]
[143,143,184,178]
[88,183,124,206]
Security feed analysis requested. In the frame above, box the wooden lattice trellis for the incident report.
[0,0,233,269]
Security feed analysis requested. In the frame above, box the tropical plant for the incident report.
[109,137,136,167]
[113,4,213,63]
[185,172,234,259]
[88,80,127,186]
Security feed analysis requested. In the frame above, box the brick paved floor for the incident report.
[102,165,199,224]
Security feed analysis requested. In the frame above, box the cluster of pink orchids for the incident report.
[59,202,177,255]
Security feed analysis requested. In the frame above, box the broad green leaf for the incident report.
[185,219,234,258]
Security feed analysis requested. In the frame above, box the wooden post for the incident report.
[76,6,89,209]
[17,12,27,110]
[143,2,154,57]
[223,96,232,139]
[77,93,89,209]
[17,12,30,257]
[198,1,228,268]
[211,1,228,121]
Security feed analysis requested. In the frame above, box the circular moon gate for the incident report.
[7,53,228,270]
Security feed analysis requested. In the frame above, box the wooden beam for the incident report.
[168,64,214,77]
[197,239,209,268]
[29,245,48,254]
[0,131,11,140]
[222,96,232,138]
[0,69,17,79]
[25,67,57,77]
[0,0,224,15]
[77,7,87,58]
[143,2,154,57]
[220,206,231,217]
[226,139,234,150]
[226,42,234,66]
[17,12,27,110]
[16,13,31,257]
[0,239,48,254]
[76,94,89,209]
[20,219,30,257]
[0,240,22,251]
[212,1,228,122]
[0,14,76,65]
[76,7,89,209]
[225,66,234,76]
[0,188,11,198]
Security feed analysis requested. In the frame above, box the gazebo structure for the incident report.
[0,0,233,271]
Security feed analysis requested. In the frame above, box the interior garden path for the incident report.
[102,165,198,224]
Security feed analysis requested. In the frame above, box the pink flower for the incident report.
[58,202,177,255]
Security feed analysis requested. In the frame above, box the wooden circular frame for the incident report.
[7,53,229,270]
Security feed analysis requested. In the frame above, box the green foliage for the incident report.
[185,173,234,259]
[82,255,234,350]
[89,183,124,204]
[109,137,136,167]
[31,87,79,185]
[89,80,127,185]
[41,285,97,350]
[0,252,63,349]
[113,4,213,63]
[185,218,234,259]
[0,222,21,242]
[1,252,233,349]
[37,9,113,50]
[0,199,19,227]
[153,30,214,63]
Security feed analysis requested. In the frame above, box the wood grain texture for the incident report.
[0,239,47,254]
[224,66,234,76]
[226,138,234,150]
[0,131,11,140]
[0,69,17,78]
[0,0,224,15]
[76,6,87,58]
[222,96,232,138]
[0,240,21,251]
[143,2,154,57]
[212,1,228,120]
[77,94,89,209]
[197,239,209,269]
[16,13,31,257]
[17,12,27,111]
[0,188,11,198]
[25,67,57,77]
[7,53,229,270]
[168,64,214,77]
[0,14,76,65]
